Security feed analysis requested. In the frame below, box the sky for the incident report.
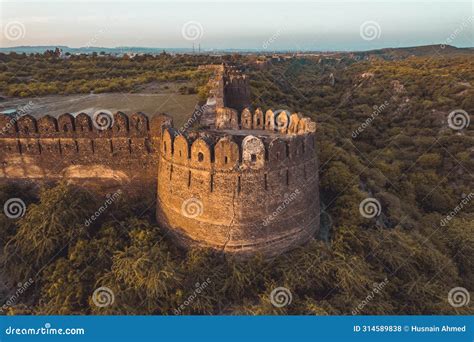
[0,0,473,51]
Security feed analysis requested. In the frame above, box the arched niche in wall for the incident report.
[190,138,212,168]
[58,113,75,135]
[216,107,238,130]
[297,117,309,134]
[17,115,37,137]
[253,108,264,130]
[215,137,239,170]
[173,134,190,164]
[130,112,148,136]
[37,115,58,136]
[287,113,300,135]
[0,114,17,136]
[241,108,252,129]
[161,127,174,158]
[242,135,265,170]
[275,110,289,134]
[113,112,129,136]
[265,110,275,131]
[75,113,93,135]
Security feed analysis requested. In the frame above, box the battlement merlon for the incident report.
[216,107,316,134]
[159,107,317,171]
[0,112,172,139]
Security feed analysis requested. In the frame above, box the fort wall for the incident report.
[156,108,319,257]
[0,112,171,193]
[223,74,251,111]
[199,64,251,127]
[223,65,251,111]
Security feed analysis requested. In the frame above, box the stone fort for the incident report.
[0,64,319,257]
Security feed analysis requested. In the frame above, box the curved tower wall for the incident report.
[157,108,319,257]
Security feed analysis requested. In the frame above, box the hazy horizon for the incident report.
[1,0,473,51]
[0,43,472,54]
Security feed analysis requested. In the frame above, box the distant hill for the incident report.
[351,44,474,60]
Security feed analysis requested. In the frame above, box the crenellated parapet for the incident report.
[0,112,171,139]
[160,124,316,173]
[216,107,317,135]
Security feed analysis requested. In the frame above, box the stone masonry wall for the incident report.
[199,64,251,127]
[156,108,319,257]
[0,112,172,193]
[224,74,251,112]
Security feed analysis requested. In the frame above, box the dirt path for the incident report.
[0,92,198,127]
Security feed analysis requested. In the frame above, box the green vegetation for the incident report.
[0,52,217,98]
[0,54,473,315]
[1,181,471,315]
